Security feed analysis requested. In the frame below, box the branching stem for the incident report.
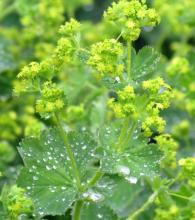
[127,41,132,79]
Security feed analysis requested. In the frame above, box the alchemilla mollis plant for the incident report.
[0,0,195,219]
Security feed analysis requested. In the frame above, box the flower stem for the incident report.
[168,192,190,201]
[54,114,82,191]
[127,41,132,79]
[72,200,84,220]
[127,192,158,220]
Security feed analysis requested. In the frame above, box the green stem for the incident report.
[72,200,84,220]
[127,192,158,220]
[167,174,181,187]
[54,114,82,191]
[127,41,132,79]
[87,170,103,189]
[122,122,136,147]
[116,32,122,41]
[168,192,190,201]
[0,3,16,21]
[116,118,130,151]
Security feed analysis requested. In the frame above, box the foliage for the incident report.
[0,0,195,220]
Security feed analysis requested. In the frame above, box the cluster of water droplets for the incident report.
[82,189,104,202]
[117,165,138,184]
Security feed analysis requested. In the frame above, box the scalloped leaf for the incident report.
[132,46,161,80]
[98,124,162,180]
[81,203,118,220]
[17,128,97,216]
[94,175,151,218]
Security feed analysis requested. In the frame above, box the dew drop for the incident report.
[97,214,103,219]
[125,176,138,184]
[117,165,130,176]
[46,165,52,171]
[82,145,87,150]
[33,176,39,181]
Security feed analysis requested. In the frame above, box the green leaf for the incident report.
[17,128,97,216]
[94,175,151,218]
[98,124,162,180]
[0,41,15,73]
[132,46,161,80]
[101,77,126,90]
[81,203,118,220]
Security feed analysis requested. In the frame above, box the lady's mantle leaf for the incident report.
[98,124,162,180]
[17,128,97,216]
[132,46,161,80]
[81,203,117,220]
[94,175,151,218]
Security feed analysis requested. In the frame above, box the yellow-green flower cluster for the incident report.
[0,112,21,141]
[20,106,44,137]
[153,0,195,35]
[186,100,195,116]
[154,205,179,220]
[108,85,137,118]
[65,104,85,123]
[17,62,41,79]
[15,62,43,95]
[171,120,190,140]
[179,157,195,187]
[15,20,81,95]
[171,89,186,109]
[3,185,33,219]
[36,81,67,118]
[53,37,76,65]
[155,134,178,169]
[166,57,190,76]
[104,0,160,41]
[16,0,65,40]
[0,142,15,168]
[23,116,44,137]
[189,82,195,93]
[141,77,172,137]
[59,19,81,37]
[88,39,124,78]
[141,115,165,137]
[142,77,172,109]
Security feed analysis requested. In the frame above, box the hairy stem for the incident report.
[127,41,132,79]
[127,192,158,220]
[54,114,82,191]
[72,200,84,220]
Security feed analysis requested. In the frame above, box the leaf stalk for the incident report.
[72,200,84,220]
[54,114,82,191]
